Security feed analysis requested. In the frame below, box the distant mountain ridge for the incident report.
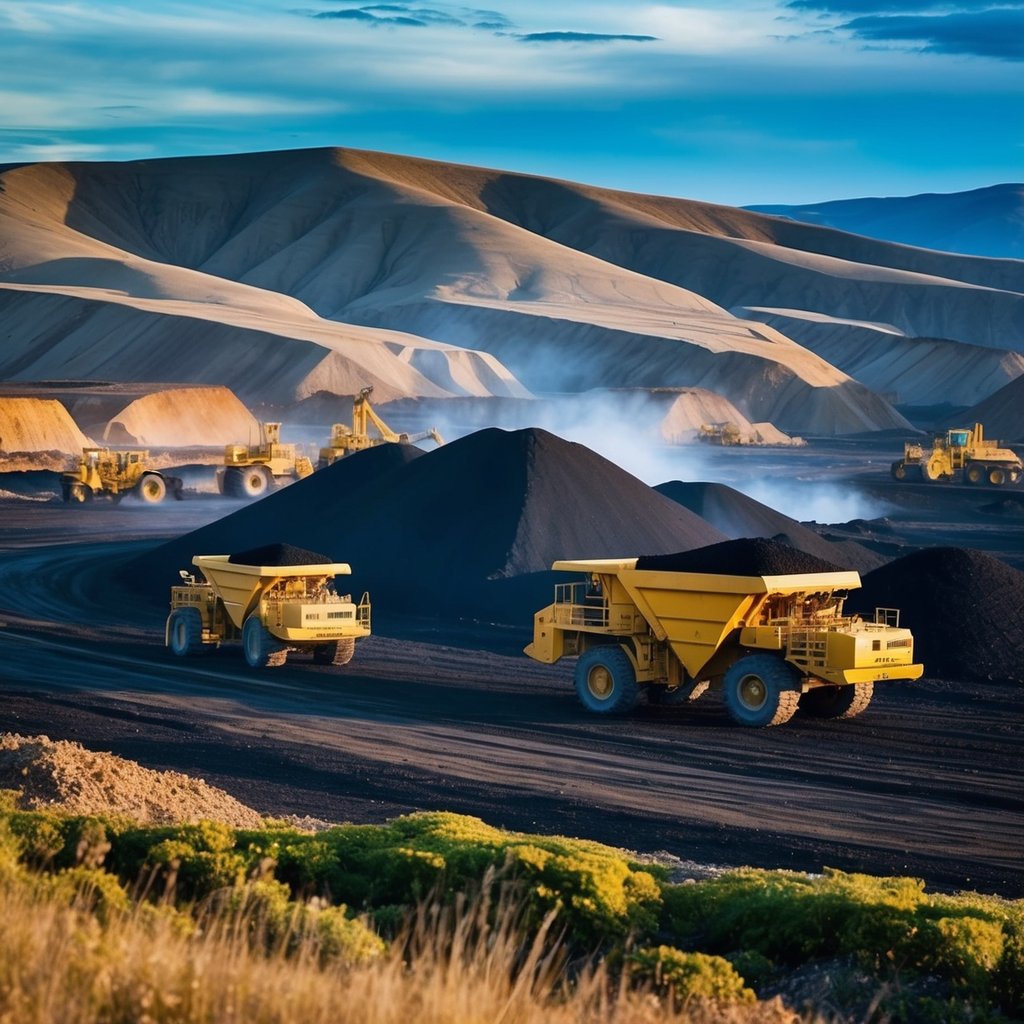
[746,183,1024,260]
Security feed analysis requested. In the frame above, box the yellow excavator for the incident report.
[891,423,1023,487]
[318,386,444,469]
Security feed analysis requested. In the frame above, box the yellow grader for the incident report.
[318,386,444,468]
[891,423,1022,486]
[166,552,371,668]
[62,448,183,504]
[220,422,314,498]
[525,559,922,727]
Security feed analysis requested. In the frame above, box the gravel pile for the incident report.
[228,543,332,566]
[636,538,846,576]
[0,733,265,827]
[849,547,1024,684]
[137,428,726,623]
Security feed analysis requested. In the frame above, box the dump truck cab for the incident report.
[526,558,922,728]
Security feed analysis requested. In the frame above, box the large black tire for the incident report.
[799,682,873,720]
[890,461,907,481]
[239,467,272,498]
[63,481,92,504]
[313,638,356,666]
[574,646,639,715]
[242,616,288,668]
[167,607,203,657]
[965,463,985,485]
[137,473,167,504]
[722,654,801,728]
[988,466,1007,486]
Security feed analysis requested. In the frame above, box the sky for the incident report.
[1,1,1022,205]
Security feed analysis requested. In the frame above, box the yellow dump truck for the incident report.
[62,447,183,504]
[891,423,1023,486]
[221,422,314,498]
[166,551,370,668]
[525,558,922,727]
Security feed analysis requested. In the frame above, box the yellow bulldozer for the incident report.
[62,448,183,504]
[891,423,1023,487]
[220,422,314,498]
[318,386,444,469]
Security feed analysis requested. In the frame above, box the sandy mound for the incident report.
[849,548,1024,684]
[0,397,91,454]
[658,389,795,445]
[135,428,726,622]
[655,481,883,574]
[0,734,264,827]
[103,385,260,446]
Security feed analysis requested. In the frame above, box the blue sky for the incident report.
[1,1,1021,205]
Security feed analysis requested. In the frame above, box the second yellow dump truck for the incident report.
[525,555,922,727]
[166,546,370,668]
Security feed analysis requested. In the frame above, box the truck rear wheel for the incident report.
[722,655,801,727]
[239,467,272,498]
[988,467,1007,486]
[890,461,907,481]
[313,638,356,666]
[799,682,873,720]
[243,616,288,668]
[574,646,639,715]
[167,608,203,657]
[138,473,167,504]
[63,482,92,504]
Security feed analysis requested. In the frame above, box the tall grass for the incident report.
[0,874,796,1024]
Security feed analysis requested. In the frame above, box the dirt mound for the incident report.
[0,397,91,453]
[228,543,332,566]
[636,538,845,576]
[0,734,265,827]
[656,481,882,574]
[850,547,1024,684]
[136,428,725,622]
[103,385,260,446]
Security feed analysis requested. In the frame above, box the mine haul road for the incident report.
[0,505,1021,898]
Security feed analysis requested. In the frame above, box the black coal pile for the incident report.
[848,547,1024,684]
[655,480,883,573]
[636,538,846,575]
[228,543,332,566]
[132,428,726,624]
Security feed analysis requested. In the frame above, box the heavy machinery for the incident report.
[166,550,371,668]
[525,558,922,728]
[891,423,1023,487]
[318,386,444,468]
[220,422,314,498]
[62,447,183,504]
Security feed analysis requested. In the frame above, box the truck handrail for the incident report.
[553,581,610,628]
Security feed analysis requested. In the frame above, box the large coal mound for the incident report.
[849,547,1024,684]
[655,480,883,574]
[636,538,845,576]
[136,428,727,624]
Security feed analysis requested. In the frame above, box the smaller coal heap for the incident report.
[636,538,845,576]
[850,547,1024,684]
[228,543,332,566]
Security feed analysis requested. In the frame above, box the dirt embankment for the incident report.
[0,397,92,455]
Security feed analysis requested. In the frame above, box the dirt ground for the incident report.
[0,440,1021,898]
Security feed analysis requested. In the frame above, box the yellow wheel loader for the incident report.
[166,549,371,669]
[61,448,183,504]
[525,559,922,728]
[318,386,444,468]
[220,422,314,498]
[891,423,1022,487]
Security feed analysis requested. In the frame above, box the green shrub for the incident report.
[628,945,754,1004]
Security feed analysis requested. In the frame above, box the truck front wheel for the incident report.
[799,682,873,720]
[138,473,167,504]
[890,461,907,481]
[243,616,288,668]
[574,646,639,715]
[722,655,801,727]
[167,607,203,657]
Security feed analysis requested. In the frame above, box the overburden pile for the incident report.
[636,538,845,576]
[850,547,1024,684]
[655,480,883,573]
[136,428,726,623]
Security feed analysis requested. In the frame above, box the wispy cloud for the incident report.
[789,1,1024,10]
[516,31,657,43]
[840,9,1024,59]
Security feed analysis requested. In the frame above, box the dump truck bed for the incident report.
[193,555,352,630]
